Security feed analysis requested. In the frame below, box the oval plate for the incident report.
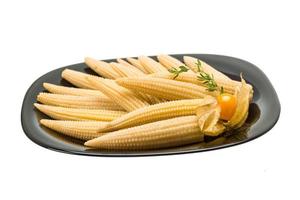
[21,54,280,156]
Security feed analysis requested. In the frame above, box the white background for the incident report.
[0,0,299,199]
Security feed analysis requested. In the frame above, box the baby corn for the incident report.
[117,58,135,68]
[110,62,163,104]
[85,116,204,150]
[34,103,125,121]
[37,93,123,110]
[35,54,254,151]
[150,72,253,96]
[157,54,185,70]
[126,57,148,73]
[157,54,195,75]
[114,60,145,76]
[87,77,150,111]
[85,57,121,79]
[62,69,98,89]
[110,62,144,78]
[40,119,108,140]
[85,99,224,150]
[138,56,168,73]
[100,98,216,132]
[184,56,231,81]
[116,77,217,100]
[43,83,106,97]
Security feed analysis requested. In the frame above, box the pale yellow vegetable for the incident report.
[117,58,135,68]
[110,62,144,78]
[61,69,98,89]
[184,56,231,81]
[157,54,195,75]
[157,54,185,69]
[85,116,203,150]
[150,72,253,97]
[138,56,168,73]
[110,62,164,104]
[126,57,148,73]
[34,103,125,121]
[84,105,222,150]
[43,83,106,97]
[40,119,108,140]
[116,77,216,100]
[37,93,124,110]
[36,54,253,150]
[114,60,145,76]
[87,76,150,111]
[85,57,121,79]
[99,97,216,132]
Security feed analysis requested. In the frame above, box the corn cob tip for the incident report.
[61,68,71,75]
[84,139,95,147]
[61,69,73,79]
[43,82,50,88]
[40,119,50,126]
[114,77,127,84]
[34,103,43,110]
[85,56,100,64]
[36,93,42,99]
[84,57,91,61]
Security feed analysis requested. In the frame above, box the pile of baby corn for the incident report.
[34,55,253,150]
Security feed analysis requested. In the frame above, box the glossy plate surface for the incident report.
[21,54,280,156]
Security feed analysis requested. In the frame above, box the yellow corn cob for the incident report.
[61,69,162,104]
[87,76,150,111]
[110,62,164,104]
[150,72,253,97]
[37,93,124,110]
[184,56,231,81]
[138,56,169,73]
[157,54,195,75]
[85,57,121,79]
[61,69,98,89]
[109,62,128,77]
[157,54,185,70]
[116,77,217,100]
[85,101,224,150]
[100,97,216,132]
[34,103,125,121]
[110,62,144,78]
[115,59,145,75]
[117,58,135,68]
[62,69,163,104]
[40,119,108,140]
[43,82,106,97]
[85,115,203,150]
[126,57,148,73]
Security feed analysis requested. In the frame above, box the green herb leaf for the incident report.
[168,65,189,79]
[196,59,202,72]
[196,59,220,92]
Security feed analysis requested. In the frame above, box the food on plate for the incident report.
[34,103,125,121]
[35,55,253,150]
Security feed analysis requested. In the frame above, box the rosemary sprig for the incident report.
[168,65,189,79]
[196,59,223,93]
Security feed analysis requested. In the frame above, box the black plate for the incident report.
[21,54,280,156]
